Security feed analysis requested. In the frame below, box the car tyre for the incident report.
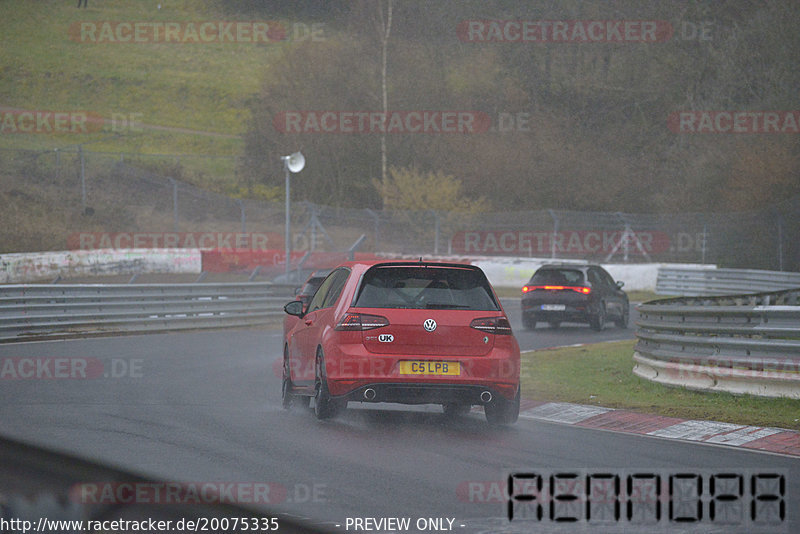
[484,387,520,426]
[313,380,340,420]
[522,315,536,330]
[281,377,294,409]
[313,350,343,420]
[281,346,297,410]
[615,303,629,329]
[590,304,606,331]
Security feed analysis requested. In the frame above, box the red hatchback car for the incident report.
[281,260,521,425]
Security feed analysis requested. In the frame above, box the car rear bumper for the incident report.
[523,309,591,323]
[323,341,520,401]
[521,298,599,324]
[334,382,513,405]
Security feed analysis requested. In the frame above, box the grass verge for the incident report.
[520,340,800,431]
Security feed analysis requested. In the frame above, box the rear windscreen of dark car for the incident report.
[354,266,500,310]
[300,277,325,296]
[529,269,585,285]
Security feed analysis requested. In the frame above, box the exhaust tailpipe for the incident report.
[363,388,376,401]
[480,391,493,403]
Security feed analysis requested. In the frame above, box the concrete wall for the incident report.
[0,249,715,290]
[0,249,202,283]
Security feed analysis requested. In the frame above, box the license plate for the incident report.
[398,361,460,375]
[541,304,566,311]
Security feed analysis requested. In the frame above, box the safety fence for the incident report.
[656,267,800,296]
[2,147,798,270]
[5,276,800,402]
[634,288,800,399]
[0,282,295,342]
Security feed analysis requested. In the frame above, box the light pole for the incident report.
[281,152,305,275]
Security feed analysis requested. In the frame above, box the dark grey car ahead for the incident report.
[520,264,629,331]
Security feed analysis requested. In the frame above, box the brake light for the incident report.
[523,285,591,294]
[470,316,513,335]
[335,312,389,331]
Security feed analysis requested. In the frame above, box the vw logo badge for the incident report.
[423,319,437,332]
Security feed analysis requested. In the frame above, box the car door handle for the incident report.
[304,319,313,326]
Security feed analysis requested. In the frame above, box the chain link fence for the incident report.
[1,146,797,271]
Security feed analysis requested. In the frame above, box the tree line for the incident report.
[229,0,799,214]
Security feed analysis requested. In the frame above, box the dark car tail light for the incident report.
[522,285,591,294]
[470,316,513,335]
[335,312,390,331]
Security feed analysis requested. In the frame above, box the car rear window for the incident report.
[529,269,585,285]
[354,265,500,310]
[300,277,325,295]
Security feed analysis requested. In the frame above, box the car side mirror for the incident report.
[284,300,305,317]
[616,281,625,289]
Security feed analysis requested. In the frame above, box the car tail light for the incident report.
[470,316,513,335]
[335,312,390,331]
[523,285,591,294]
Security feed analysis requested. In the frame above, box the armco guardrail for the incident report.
[0,282,295,342]
[656,266,800,296]
[633,288,800,399]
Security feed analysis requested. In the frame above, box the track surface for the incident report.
[1,302,797,533]
[501,298,638,351]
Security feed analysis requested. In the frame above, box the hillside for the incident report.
[1,1,798,268]
[0,0,293,156]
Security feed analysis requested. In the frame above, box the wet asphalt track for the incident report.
[0,301,797,533]
[501,298,639,352]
